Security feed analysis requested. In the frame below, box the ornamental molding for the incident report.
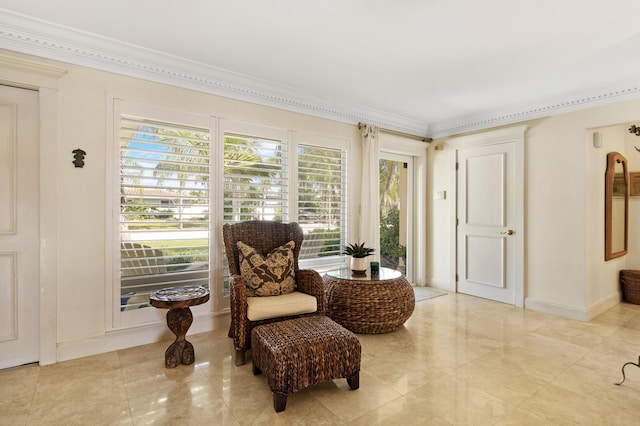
[0,10,428,136]
[429,85,640,138]
[1,9,640,139]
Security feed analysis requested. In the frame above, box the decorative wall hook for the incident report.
[72,148,86,168]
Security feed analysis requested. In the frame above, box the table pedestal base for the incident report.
[149,286,209,368]
[164,307,194,368]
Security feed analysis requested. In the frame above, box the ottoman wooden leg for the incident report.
[347,371,360,390]
[273,392,288,412]
[253,363,262,375]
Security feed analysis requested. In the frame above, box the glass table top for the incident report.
[325,267,402,282]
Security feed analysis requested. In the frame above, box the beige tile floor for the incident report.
[3,292,640,425]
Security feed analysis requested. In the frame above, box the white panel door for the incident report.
[457,142,516,304]
[0,85,39,369]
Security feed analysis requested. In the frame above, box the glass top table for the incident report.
[322,267,414,333]
[325,267,401,282]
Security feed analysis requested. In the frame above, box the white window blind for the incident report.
[119,116,211,310]
[223,133,289,223]
[297,144,346,259]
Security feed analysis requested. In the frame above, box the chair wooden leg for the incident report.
[273,392,287,412]
[235,349,245,366]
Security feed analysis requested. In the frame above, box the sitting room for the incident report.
[2,1,640,424]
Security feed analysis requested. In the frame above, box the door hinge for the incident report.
[455,273,459,281]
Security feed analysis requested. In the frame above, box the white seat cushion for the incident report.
[246,291,317,321]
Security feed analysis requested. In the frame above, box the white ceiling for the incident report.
[1,0,640,137]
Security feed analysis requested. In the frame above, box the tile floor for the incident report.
[3,292,640,425]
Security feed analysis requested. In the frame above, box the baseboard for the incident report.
[56,312,230,363]
[426,279,455,293]
[585,292,621,321]
[525,297,589,321]
[525,292,622,322]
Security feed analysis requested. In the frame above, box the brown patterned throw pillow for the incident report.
[237,240,296,297]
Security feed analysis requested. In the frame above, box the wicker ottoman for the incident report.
[251,316,361,412]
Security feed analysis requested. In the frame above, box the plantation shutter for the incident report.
[223,133,289,223]
[119,116,211,310]
[297,144,347,259]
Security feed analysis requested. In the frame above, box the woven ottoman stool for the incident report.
[251,316,361,412]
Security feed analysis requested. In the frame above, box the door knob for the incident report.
[500,229,514,235]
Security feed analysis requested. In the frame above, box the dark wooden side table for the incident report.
[150,286,210,368]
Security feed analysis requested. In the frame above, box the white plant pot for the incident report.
[350,257,367,275]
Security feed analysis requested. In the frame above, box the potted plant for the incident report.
[342,242,375,275]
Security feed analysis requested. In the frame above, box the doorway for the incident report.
[0,85,40,369]
[452,126,526,306]
[380,153,413,282]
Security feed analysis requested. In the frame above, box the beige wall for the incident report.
[6,46,640,362]
[428,98,640,320]
[53,63,364,345]
[1,49,378,361]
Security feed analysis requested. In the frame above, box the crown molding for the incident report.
[0,9,429,136]
[429,84,640,138]
[2,9,639,140]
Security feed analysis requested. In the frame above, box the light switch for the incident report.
[435,190,446,200]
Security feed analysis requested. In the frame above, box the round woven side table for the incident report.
[150,286,210,368]
[323,267,415,334]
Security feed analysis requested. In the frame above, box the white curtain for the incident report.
[359,124,380,260]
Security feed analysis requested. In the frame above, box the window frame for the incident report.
[379,135,429,286]
[219,122,350,274]
[293,132,349,273]
[108,110,352,331]
[107,99,217,330]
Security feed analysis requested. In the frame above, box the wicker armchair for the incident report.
[223,220,326,365]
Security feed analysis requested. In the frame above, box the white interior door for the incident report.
[0,85,40,369]
[457,142,517,304]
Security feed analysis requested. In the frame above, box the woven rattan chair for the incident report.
[223,220,326,365]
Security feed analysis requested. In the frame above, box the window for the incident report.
[297,144,346,260]
[222,123,348,275]
[112,111,349,320]
[119,114,211,311]
[223,133,288,223]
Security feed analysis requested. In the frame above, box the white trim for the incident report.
[0,51,67,89]
[0,9,428,137]
[379,137,428,286]
[38,87,60,365]
[57,312,229,362]
[524,297,588,322]
[429,84,640,138]
[107,98,217,330]
[448,125,528,307]
[0,55,66,366]
[6,9,639,139]
[526,293,622,322]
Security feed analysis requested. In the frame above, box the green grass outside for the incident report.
[141,238,209,269]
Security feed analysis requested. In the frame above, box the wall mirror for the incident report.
[605,151,629,260]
